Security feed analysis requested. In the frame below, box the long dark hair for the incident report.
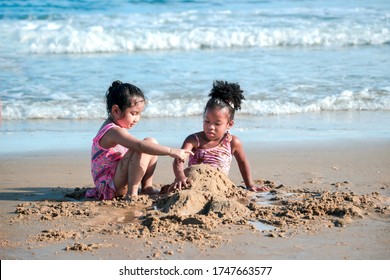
[105,80,145,116]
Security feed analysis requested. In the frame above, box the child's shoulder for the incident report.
[185,131,203,140]
[184,131,204,146]
[97,121,116,133]
[229,134,242,146]
[97,121,126,141]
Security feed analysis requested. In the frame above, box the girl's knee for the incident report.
[144,137,158,144]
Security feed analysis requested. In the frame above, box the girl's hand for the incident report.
[169,148,193,162]
[247,184,270,192]
[168,176,190,192]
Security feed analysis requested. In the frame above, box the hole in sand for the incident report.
[122,209,144,223]
[254,191,294,206]
[248,221,276,231]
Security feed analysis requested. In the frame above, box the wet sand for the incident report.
[0,138,389,260]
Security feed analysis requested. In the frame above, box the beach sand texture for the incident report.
[0,139,389,260]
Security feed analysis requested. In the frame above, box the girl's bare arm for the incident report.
[231,136,252,187]
[171,135,197,190]
[232,136,269,192]
[103,126,192,160]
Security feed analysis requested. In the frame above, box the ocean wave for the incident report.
[1,6,389,54]
[2,89,389,120]
[19,25,390,54]
[244,89,390,115]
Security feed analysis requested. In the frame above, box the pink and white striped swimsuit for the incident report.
[188,131,232,175]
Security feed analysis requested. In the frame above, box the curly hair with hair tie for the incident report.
[205,80,245,120]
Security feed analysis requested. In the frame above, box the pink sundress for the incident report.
[85,123,128,200]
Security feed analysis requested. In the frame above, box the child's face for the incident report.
[115,100,145,129]
[203,108,233,141]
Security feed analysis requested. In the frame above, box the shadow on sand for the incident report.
[0,186,91,202]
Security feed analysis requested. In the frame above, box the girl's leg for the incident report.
[140,138,158,194]
[114,138,159,197]
[114,150,134,197]
[140,152,158,194]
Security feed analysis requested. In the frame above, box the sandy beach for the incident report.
[1,138,389,260]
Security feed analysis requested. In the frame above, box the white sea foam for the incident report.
[18,23,390,54]
[2,88,389,120]
[1,5,388,55]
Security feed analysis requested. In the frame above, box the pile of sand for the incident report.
[158,164,249,218]
[248,187,387,237]
[14,200,98,221]
[10,164,389,256]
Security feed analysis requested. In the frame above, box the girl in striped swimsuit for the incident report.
[171,80,269,193]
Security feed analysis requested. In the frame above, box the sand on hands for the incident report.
[4,164,389,259]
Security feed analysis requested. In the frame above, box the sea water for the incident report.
[0,0,389,154]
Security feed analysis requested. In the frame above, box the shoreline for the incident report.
[1,137,389,190]
[1,111,389,156]
[1,137,389,260]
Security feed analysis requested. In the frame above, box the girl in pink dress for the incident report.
[170,80,269,193]
[86,80,192,200]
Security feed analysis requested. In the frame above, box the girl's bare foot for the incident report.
[140,186,159,195]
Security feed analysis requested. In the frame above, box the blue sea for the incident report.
[0,0,389,154]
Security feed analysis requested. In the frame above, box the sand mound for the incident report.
[248,188,388,235]
[14,200,98,220]
[159,164,249,219]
